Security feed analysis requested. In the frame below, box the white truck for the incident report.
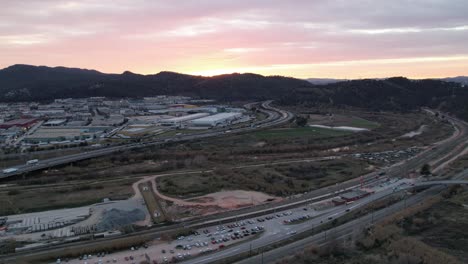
[26,159,39,165]
[2,168,18,174]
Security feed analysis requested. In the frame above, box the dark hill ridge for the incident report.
[0,64,467,120]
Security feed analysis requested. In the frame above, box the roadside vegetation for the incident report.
[156,158,370,198]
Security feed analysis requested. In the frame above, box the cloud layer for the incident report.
[1,0,467,78]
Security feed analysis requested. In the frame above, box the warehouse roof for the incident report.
[191,112,241,122]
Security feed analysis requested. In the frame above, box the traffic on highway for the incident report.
[2,105,468,264]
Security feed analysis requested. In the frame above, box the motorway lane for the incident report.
[236,186,444,264]
[185,180,414,264]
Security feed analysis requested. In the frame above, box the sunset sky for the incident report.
[1,0,468,79]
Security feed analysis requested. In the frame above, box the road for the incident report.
[0,101,293,179]
[2,109,468,263]
[179,112,468,264]
[235,185,446,264]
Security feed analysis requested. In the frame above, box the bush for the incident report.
[7,189,20,196]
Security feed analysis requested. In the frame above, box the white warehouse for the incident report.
[191,112,242,127]
[160,113,210,126]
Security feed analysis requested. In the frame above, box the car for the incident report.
[328,217,333,220]
[346,209,350,212]
[162,249,166,254]
[218,244,225,249]
[170,250,175,254]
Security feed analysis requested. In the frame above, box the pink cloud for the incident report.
[1,0,467,78]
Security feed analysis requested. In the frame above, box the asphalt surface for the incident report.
[235,185,446,264]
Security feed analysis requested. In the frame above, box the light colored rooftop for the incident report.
[191,112,242,122]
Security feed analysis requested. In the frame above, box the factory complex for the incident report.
[0,96,251,150]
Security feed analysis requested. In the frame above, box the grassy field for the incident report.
[0,179,135,215]
[156,158,371,198]
[346,116,380,129]
[251,127,353,140]
[139,181,166,223]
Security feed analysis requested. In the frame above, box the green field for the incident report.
[347,117,380,129]
[251,127,353,140]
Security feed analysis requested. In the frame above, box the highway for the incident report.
[235,185,446,264]
[2,108,468,263]
[0,101,293,179]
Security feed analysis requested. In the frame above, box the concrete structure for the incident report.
[339,189,371,202]
[331,197,346,206]
[160,113,210,126]
[191,112,242,127]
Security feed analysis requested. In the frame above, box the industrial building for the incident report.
[23,126,108,144]
[0,118,38,129]
[160,113,210,126]
[190,112,242,127]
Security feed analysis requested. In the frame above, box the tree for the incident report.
[420,164,431,176]
[296,116,308,127]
